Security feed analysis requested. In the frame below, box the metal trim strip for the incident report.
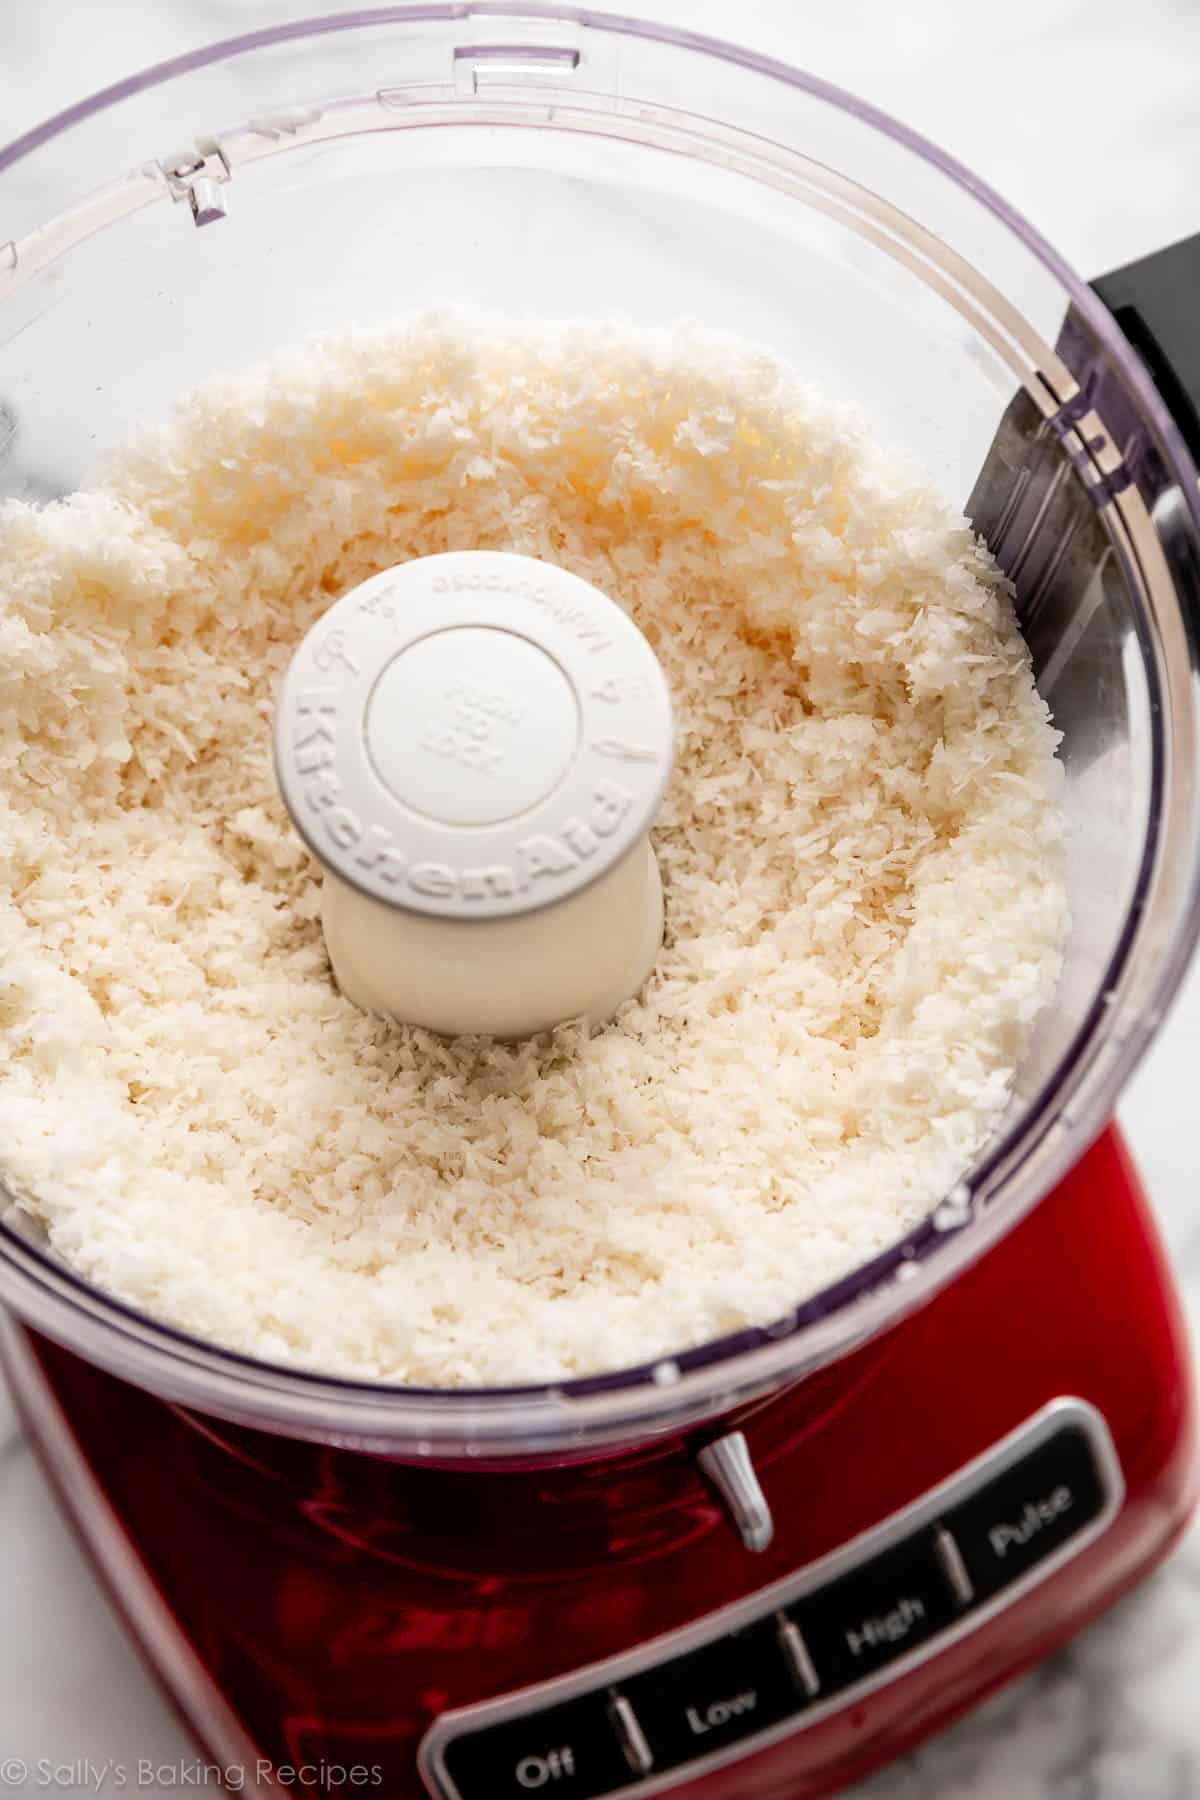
[419,1398,1123,1799]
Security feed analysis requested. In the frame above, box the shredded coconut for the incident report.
[0,315,1067,1385]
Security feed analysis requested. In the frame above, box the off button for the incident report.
[440,1691,635,1800]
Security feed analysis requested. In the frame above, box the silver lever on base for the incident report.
[696,1430,775,1553]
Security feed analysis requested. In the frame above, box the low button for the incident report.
[791,1534,959,1693]
[440,1692,636,1800]
[621,1619,798,1774]
[939,1423,1108,1604]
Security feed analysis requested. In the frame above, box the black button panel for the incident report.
[421,1402,1121,1800]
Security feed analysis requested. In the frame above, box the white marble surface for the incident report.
[1,1,1199,1795]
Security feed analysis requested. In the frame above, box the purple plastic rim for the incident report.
[1,5,1198,1437]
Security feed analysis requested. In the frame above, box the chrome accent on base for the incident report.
[696,1430,774,1552]
[608,1694,654,1776]
[934,1525,976,1606]
[775,1614,821,1698]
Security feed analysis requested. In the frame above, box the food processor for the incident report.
[1,9,1199,1797]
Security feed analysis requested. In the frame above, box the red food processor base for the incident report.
[2,1124,1195,1800]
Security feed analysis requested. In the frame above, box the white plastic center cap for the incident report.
[274,551,673,922]
[365,627,579,827]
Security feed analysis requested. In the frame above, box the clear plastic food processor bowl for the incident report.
[1,7,1198,1459]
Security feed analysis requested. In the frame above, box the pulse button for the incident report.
[938,1422,1107,1602]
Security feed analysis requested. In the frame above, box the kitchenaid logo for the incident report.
[432,569,615,654]
[289,688,633,899]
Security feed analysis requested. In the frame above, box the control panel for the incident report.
[418,1400,1122,1799]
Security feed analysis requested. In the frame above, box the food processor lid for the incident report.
[1,7,1199,1455]
[273,550,673,920]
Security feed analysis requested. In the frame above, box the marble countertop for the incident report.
[1,1,1199,1796]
